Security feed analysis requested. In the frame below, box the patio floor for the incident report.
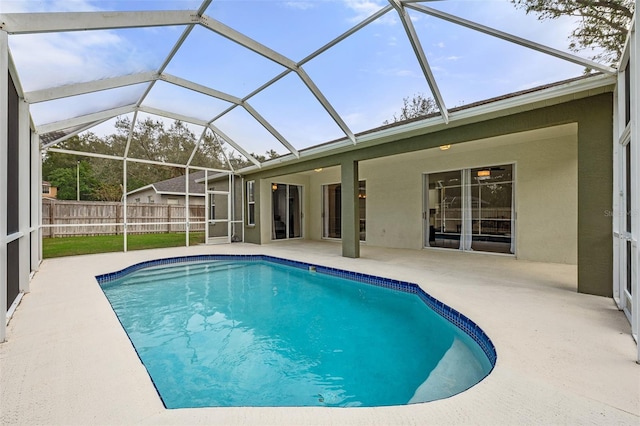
[1,241,638,425]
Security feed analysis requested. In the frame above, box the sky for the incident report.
[2,0,603,161]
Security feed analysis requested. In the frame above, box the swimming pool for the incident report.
[97,255,496,408]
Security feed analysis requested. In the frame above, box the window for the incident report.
[246,180,255,226]
[167,198,179,205]
[148,196,154,203]
[625,61,631,126]
[42,184,49,194]
[426,164,514,254]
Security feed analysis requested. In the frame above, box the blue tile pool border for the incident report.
[96,254,497,367]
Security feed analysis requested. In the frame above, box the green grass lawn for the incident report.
[43,232,206,258]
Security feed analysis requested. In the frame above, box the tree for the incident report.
[48,160,97,200]
[511,0,635,65]
[42,118,245,198]
[383,93,438,125]
[229,148,282,169]
[113,117,226,190]
[189,131,229,170]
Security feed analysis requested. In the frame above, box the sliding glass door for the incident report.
[272,183,302,240]
[424,171,462,248]
[322,181,366,241]
[425,165,514,254]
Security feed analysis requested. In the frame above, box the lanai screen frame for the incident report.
[613,10,639,362]
[3,0,617,166]
[0,1,637,360]
[4,0,620,251]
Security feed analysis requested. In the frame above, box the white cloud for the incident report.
[342,0,396,25]
[377,68,417,78]
[343,111,367,128]
[9,28,154,92]
[30,84,144,126]
[284,1,317,11]
[1,0,99,13]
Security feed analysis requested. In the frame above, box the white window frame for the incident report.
[246,180,255,226]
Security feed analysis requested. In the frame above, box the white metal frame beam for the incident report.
[7,0,626,175]
[186,127,209,167]
[298,5,394,66]
[1,30,8,342]
[296,68,357,144]
[37,104,136,134]
[214,132,236,171]
[26,69,246,134]
[30,131,41,271]
[160,73,241,105]
[197,10,362,148]
[0,11,198,34]
[390,0,449,123]
[18,98,30,294]
[46,147,225,173]
[132,1,212,122]
[25,72,157,104]
[123,110,138,158]
[138,105,209,127]
[41,119,111,149]
[242,102,299,157]
[627,12,640,363]
[7,50,24,99]
[198,15,297,70]
[406,3,617,75]
[208,124,262,168]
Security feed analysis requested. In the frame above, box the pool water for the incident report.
[99,258,493,408]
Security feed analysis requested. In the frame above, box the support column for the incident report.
[123,159,128,252]
[185,168,190,247]
[30,132,41,271]
[577,95,614,296]
[341,160,359,258]
[1,31,9,343]
[18,99,29,293]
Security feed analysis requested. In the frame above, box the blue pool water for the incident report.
[98,256,494,408]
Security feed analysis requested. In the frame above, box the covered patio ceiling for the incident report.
[1,0,619,172]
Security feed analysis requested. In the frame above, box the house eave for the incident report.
[237,73,616,175]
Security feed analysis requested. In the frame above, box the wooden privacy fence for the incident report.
[42,199,206,237]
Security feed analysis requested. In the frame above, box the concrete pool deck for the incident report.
[1,241,638,425]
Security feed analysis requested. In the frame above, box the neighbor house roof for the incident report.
[127,171,206,197]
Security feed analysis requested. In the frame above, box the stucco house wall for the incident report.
[244,89,612,296]
[285,124,577,264]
